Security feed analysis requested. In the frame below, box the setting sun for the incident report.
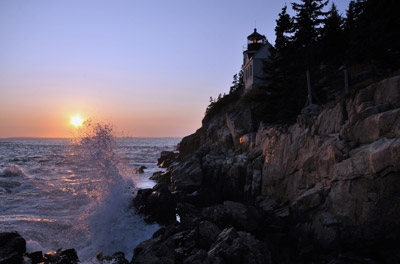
[70,115,84,127]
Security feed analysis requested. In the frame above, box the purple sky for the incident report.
[0,0,351,138]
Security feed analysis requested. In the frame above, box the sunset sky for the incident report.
[0,0,350,138]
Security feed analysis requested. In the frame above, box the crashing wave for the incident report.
[0,164,29,178]
[68,120,158,261]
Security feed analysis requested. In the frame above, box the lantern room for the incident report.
[247,28,267,51]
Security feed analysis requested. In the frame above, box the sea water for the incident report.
[0,124,180,262]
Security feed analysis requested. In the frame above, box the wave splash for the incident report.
[0,164,30,178]
[69,121,159,262]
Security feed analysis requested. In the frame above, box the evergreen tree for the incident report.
[344,0,366,64]
[291,0,329,106]
[360,0,400,69]
[292,0,329,48]
[320,3,344,66]
[344,0,364,33]
[275,5,294,51]
[265,4,295,87]
[259,4,305,123]
[230,70,244,94]
[344,0,400,71]
[230,73,239,93]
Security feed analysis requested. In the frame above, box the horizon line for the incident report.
[0,136,183,139]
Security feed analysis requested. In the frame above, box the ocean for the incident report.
[0,125,180,262]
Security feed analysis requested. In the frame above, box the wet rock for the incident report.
[133,166,147,174]
[133,183,176,225]
[27,251,45,264]
[132,230,176,264]
[159,159,172,168]
[157,151,177,167]
[0,232,26,264]
[44,248,79,264]
[149,170,171,186]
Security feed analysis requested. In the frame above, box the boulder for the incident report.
[178,130,204,159]
[134,166,147,174]
[0,232,26,264]
[158,151,177,168]
[206,227,271,264]
[27,251,44,264]
[43,248,79,264]
[149,170,171,186]
[223,201,263,234]
[131,225,181,264]
[132,183,176,225]
[201,204,225,227]
[159,159,172,168]
[197,221,221,248]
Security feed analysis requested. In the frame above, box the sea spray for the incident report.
[70,121,160,261]
[0,136,179,262]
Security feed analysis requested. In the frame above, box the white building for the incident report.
[242,28,272,91]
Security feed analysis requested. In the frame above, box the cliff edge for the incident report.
[133,76,400,263]
[177,76,400,258]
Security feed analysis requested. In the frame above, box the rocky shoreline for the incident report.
[2,76,400,263]
[131,76,400,264]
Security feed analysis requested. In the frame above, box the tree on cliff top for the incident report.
[320,3,345,66]
[291,0,328,49]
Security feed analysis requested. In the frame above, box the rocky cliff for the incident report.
[170,76,400,261]
[130,76,400,263]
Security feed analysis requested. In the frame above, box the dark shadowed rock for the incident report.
[133,166,147,174]
[176,203,202,230]
[157,151,177,167]
[183,249,209,264]
[97,251,129,264]
[206,227,271,264]
[132,183,176,225]
[27,251,45,264]
[0,232,26,264]
[223,201,262,233]
[173,188,220,207]
[201,204,225,227]
[159,159,172,168]
[131,226,178,264]
[178,129,204,159]
[198,221,221,248]
[43,248,79,264]
[171,154,203,192]
[149,170,171,186]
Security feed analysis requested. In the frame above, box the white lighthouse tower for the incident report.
[242,28,272,91]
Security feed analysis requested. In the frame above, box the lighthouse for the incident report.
[242,28,272,91]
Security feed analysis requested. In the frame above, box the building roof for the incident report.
[247,28,266,41]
